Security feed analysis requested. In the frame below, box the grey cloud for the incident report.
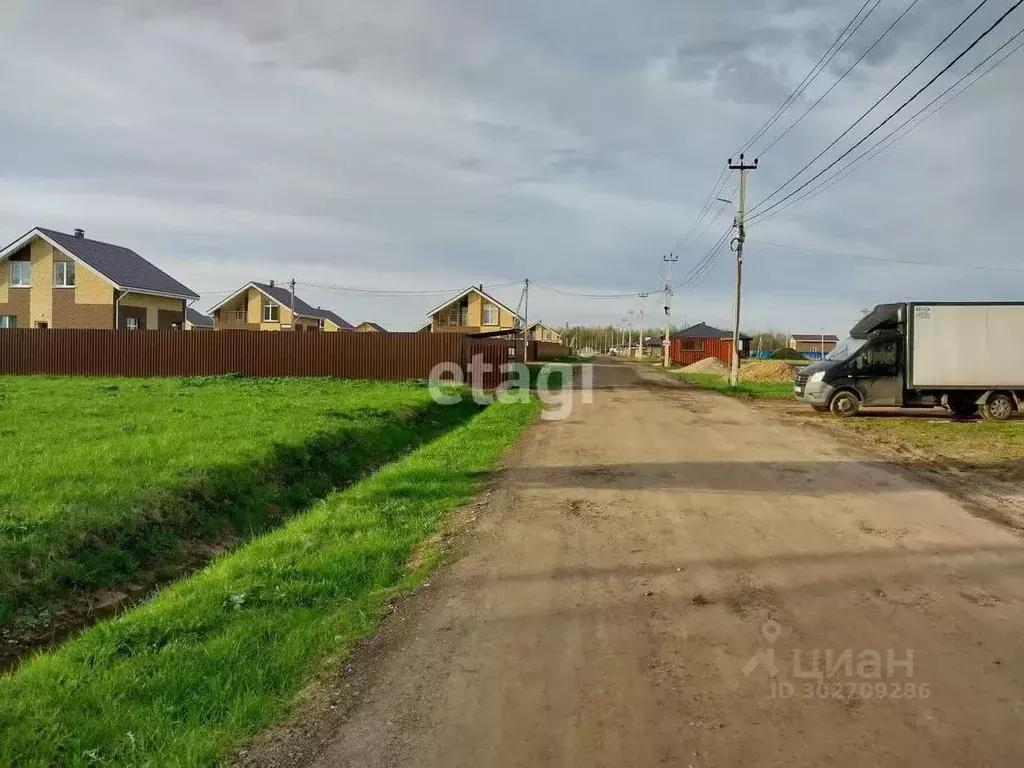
[0,0,1021,335]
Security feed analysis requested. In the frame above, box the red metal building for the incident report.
[669,322,751,366]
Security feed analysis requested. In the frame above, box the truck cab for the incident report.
[795,302,1023,419]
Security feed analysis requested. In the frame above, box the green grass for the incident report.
[827,415,1024,478]
[0,376,475,623]
[675,372,794,399]
[0,397,539,767]
[526,362,572,390]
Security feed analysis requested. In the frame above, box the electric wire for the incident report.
[757,0,923,156]
[754,25,1024,224]
[747,0,994,218]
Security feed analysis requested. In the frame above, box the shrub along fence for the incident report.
[0,330,514,387]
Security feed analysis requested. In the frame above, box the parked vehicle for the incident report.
[794,302,1024,419]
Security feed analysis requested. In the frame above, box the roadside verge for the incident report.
[0,398,539,768]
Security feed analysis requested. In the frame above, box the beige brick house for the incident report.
[208,282,353,331]
[424,286,520,334]
[0,227,198,330]
[527,321,562,342]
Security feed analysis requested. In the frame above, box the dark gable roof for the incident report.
[673,322,752,341]
[186,308,214,328]
[37,228,199,300]
[251,282,352,329]
[318,309,355,331]
[359,321,387,332]
[791,333,839,342]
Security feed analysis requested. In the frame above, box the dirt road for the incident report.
[244,361,1024,767]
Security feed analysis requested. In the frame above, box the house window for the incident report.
[0,316,15,329]
[10,261,30,287]
[262,300,279,322]
[482,302,498,326]
[231,308,246,323]
[439,305,466,327]
[681,340,704,352]
[54,261,76,287]
[126,317,140,331]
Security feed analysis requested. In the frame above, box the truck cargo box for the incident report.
[909,303,1024,389]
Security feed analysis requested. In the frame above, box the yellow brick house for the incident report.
[208,282,353,331]
[0,227,198,330]
[527,321,562,343]
[424,286,520,334]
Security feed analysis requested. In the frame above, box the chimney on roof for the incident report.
[478,283,483,291]
[269,279,275,288]
[74,228,85,239]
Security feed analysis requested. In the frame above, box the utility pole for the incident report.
[637,293,648,359]
[289,278,297,331]
[727,153,758,385]
[626,309,635,356]
[522,278,530,363]
[662,255,677,367]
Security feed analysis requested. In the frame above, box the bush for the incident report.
[768,347,807,360]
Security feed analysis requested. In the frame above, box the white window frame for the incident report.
[10,260,31,287]
[262,299,279,322]
[439,305,465,327]
[126,317,140,331]
[0,315,16,329]
[54,260,76,288]
[482,302,499,326]
[231,308,246,323]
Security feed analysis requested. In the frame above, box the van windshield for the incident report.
[825,337,867,362]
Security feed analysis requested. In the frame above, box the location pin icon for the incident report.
[761,620,782,644]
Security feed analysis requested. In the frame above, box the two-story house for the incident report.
[424,286,520,334]
[0,227,199,329]
[208,281,353,331]
[528,321,562,343]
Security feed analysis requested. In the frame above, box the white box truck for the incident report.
[794,302,1024,419]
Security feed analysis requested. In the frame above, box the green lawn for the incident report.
[0,396,538,767]
[0,376,476,623]
[827,415,1024,480]
[526,362,572,390]
[675,372,793,399]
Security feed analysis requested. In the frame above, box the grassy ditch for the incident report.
[526,362,573,390]
[675,372,793,399]
[0,396,539,767]
[0,375,474,625]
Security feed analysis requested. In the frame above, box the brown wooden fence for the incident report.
[0,330,513,387]
[530,341,573,360]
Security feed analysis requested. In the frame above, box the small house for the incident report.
[670,322,751,366]
[207,281,352,331]
[789,333,838,354]
[424,285,520,334]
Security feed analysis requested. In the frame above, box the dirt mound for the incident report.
[682,357,730,375]
[740,360,797,382]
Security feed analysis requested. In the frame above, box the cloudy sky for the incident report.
[2,0,1022,335]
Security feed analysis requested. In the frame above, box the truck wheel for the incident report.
[948,398,980,419]
[981,393,1015,421]
[829,390,860,417]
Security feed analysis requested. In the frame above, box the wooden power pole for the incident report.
[727,154,758,386]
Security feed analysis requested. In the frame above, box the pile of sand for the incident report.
[682,357,730,375]
[740,360,798,382]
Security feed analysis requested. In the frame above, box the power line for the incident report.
[293,279,524,296]
[749,239,1024,273]
[530,282,658,299]
[749,0,1023,224]
[739,0,878,155]
[755,24,1024,224]
[656,1,877,262]
[748,0,994,218]
[757,0,923,156]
